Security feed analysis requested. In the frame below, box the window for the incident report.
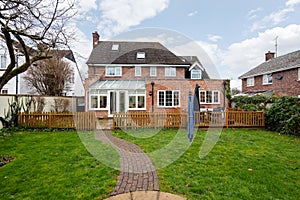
[1,89,8,94]
[191,69,202,79]
[246,77,254,86]
[90,95,107,109]
[263,74,272,85]
[135,66,141,76]
[199,90,220,104]
[298,68,300,80]
[106,66,122,76]
[112,44,119,51]
[136,52,145,59]
[0,54,6,69]
[165,67,176,76]
[158,90,180,107]
[150,67,156,76]
[129,95,145,109]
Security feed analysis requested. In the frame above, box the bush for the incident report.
[231,94,274,111]
[265,96,300,136]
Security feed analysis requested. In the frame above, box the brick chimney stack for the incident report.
[265,51,275,61]
[92,31,99,48]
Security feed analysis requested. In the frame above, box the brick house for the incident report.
[85,32,226,118]
[239,50,300,97]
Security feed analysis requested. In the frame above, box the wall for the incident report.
[242,68,300,96]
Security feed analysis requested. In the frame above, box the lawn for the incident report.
[113,128,300,200]
[0,131,118,200]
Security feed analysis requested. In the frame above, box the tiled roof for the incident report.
[86,41,188,66]
[239,50,300,79]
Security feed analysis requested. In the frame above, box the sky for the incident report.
[70,0,300,89]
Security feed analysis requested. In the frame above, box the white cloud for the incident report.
[97,0,170,38]
[250,0,299,32]
[220,24,300,89]
[286,0,300,7]
[75,0,97,13]
[247,7,262,20]
[207,34,222,42]
[188,10,198,17]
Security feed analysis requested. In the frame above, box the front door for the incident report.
[108,91,127,117]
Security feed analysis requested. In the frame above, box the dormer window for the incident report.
[191,69,202,79]
[112,44,119,51]
[136,52,145,59]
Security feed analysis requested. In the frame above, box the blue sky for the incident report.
[71,0,300,89]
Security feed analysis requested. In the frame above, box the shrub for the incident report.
[265,96,300,136]
[231,94,274,111]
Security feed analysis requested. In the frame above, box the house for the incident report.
[239,50,300,97]
[85,32,226,118]
[0,42,84,96]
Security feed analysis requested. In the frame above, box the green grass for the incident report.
[0,131,118,200]
[113,129,300,199]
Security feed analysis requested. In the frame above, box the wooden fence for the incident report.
[113,109,265,129]
[18,112,96,130]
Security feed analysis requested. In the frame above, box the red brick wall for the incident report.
[146,79,225,113]
[242,68,300,96]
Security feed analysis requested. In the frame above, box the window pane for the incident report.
[129,96,136,108]
[191,69,201,79]
[115,67,121,76]
[100,96,107,108]
[138,96,145,108]
[166,91,173,106]
[213,91,219,103]
[1,55,6,68]
[150,67,156,76]
[158,91,165,106]
[200,91,206,103]
[174,91,179,106]
[107,67,114,75]
[165,67,176,76]
[135,66,141,76]
[206,91,212,103]
[91,96,98,108]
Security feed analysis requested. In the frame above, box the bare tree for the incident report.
[24,57,73,96]
[0,0,75,91]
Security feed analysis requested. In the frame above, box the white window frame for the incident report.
[191,69,202,79]
[165,67,176,77]
[150,67,156,76]
[199,90,220,104]
[157,90,180,107]
[128,94,146,110]
[298,68,300,80]
[90,94,108,110]
[106,66,122,76]
[263,74,272,85]
[112,44,119,51]
[246,77,254,87]
[135,66,141,76]
[136,52,145,59]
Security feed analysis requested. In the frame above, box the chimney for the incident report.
[92,31,99,48]
[265,51,275,61]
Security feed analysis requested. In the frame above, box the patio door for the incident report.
[108,90,127,117]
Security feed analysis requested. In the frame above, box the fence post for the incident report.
[226,108,229,128]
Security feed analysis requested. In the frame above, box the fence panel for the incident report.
[113,110,264,129]
[18,112,96,130]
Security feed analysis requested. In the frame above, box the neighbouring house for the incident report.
[0,40,84,96]
[239,50,300,97]
[85,32,227,118]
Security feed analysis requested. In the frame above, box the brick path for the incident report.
[94,130,159,196]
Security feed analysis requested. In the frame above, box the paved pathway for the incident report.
[95,130,159,196]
